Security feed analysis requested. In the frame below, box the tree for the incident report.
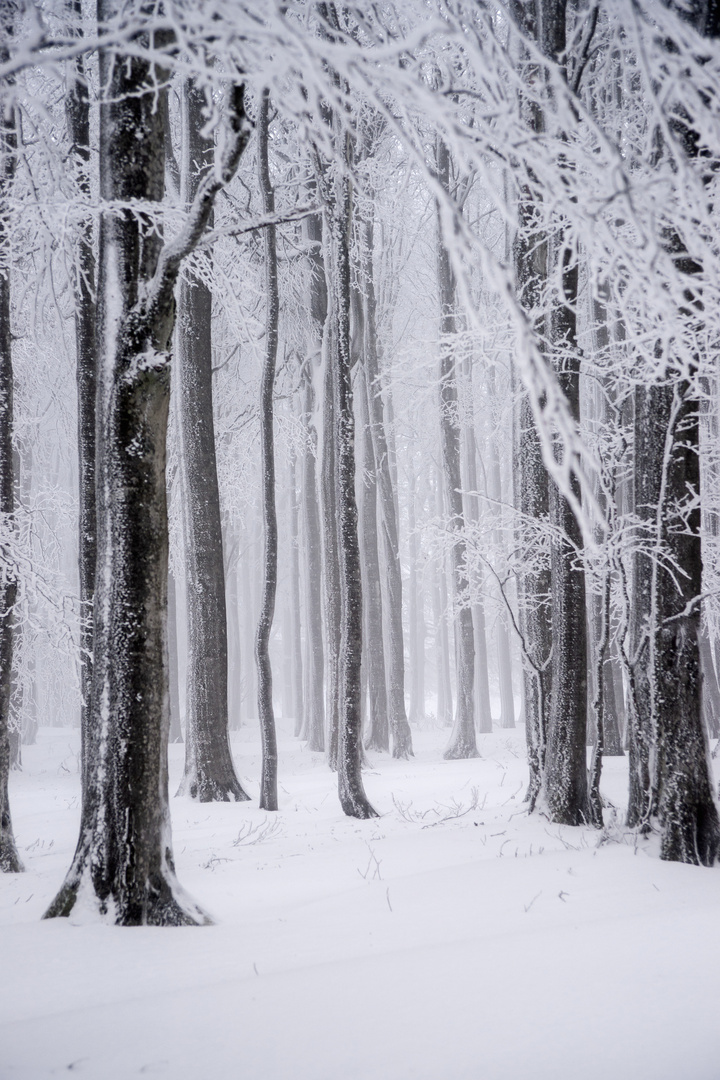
[435,139,478,762]
[255,89,279,812]
[176,79,248,803]
[45,11,250,922]
[0,0,22,873]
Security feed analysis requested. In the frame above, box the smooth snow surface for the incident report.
[1,723,719,1079]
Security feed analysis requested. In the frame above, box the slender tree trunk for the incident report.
[357,358,389,752]
[461,398,492,734]
[359,218,412,758]
[436,141,478,761]
[321,315,341,769]
[67,1,96,773]
[255,90,279,811]
[330,134,377,817]
[45,27,250,921]
[168,571,183,743]
[300,206,326,752]
[177,81,247,803]
[407,459,425,727]
[0,18,21,869]
[288,450,304,736]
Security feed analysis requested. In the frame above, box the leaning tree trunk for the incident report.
[254,90,279,812]
[330,132,377,818]
[0,18,21,871]
[435,140,478,761]
[45,24,250,922]
[176,80,248,803]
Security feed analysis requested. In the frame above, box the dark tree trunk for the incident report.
[66,0,97,768]
[45,21,250,922]
[543,247,589,826]
[436,141,478,762]
[330,134,377,818]
[321,314,341,770]
[255,90,279,811]
[0,15,21,870]
[177,80,248,803]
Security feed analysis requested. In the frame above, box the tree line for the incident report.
[0,0,718,924]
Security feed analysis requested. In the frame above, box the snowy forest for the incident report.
[1,1,720,1076]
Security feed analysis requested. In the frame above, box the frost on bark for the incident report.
[0,10,21,871]
[177,80,248,803]
[45,18,250,922]
[356,349,389,753]
[436,140,478,762]
[66,0,96,760]
[254,90,279,812]
[625,0,720,864]
[543,245,589,826]
[300,208,326,752]
[630,382,720,863]
[511,0,552,810]
[327,125,377,818]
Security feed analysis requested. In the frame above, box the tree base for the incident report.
[443,743,480,761]
[0,834,23,873]
[44,868,212,926]
[177,772,250,802]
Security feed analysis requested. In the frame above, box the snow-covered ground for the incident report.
[1,721,719,1080]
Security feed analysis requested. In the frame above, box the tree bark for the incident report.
[358,218,413,758]
[330,133,377,818]
[177,80,248,803]
[254,90,279,811]
[45,21,250,922]
[0,12,21,870]
[66,0,96,770]
[436,140,478,761]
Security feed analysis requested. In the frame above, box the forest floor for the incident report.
[1,719,719,1080]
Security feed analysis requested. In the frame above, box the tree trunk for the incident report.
[357,358,389,752]
[436,140,478,761]
[0,17,21,870]
[167,570,183,743]
[330,134,377,818]
[45,26,250,922]
[358,218,413,758]
[407,459,426,727]
[254,90,279,812]
[66,0,97,771]
[177,80,247,803]
[288,450,304,737]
